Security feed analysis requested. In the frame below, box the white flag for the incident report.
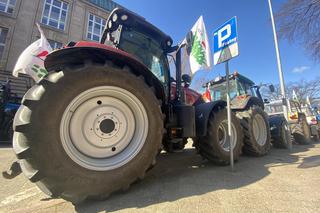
[13,23,52,82]
[292,89,298,101]
[184,16,212,74]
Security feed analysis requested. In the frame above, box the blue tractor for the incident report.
[0,79,20,142]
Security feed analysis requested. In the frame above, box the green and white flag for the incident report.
[13,23,52,82]
[183,16,212,74]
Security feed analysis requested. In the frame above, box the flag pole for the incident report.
[267,0,291,150]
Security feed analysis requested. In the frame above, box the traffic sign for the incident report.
[213,17,239,65]
[213,17,240,171]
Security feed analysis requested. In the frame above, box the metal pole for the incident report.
[225,61,234,171]
[268,0,291,150]
[175,47,182,103]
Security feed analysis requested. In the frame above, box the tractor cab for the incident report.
[101,8,201,106]
[205,72,263,102]
[101,8,173,84]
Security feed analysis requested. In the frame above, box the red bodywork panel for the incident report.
[74,42,202,106]
[51,41,202,105]
[71,41,138,61]
[170,84,202,105]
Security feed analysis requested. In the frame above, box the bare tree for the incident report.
[276,0,320,61]
[260,77,320,104]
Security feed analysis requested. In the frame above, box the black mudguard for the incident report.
[231,96,264,110]
[44,46,166,103]
[195,100,226,136]
[268,115,285,136]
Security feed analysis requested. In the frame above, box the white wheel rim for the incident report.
[60,86,148,171]
[252,114,267,146]
[218,120,237,152]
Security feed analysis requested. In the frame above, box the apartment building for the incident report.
[0,0,121,97]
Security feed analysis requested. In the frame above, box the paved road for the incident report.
[0,142,320,213]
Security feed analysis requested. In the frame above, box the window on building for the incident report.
[0,27,8,60]
[87,14,106,42]
[87,0,119,12]
[41,0,69,31]
[48,39,63,49]
[0,0,16,14]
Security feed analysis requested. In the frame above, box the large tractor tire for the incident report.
[197,108,243,165]
[291,119,311,145]
[236,106,271,156]
[13,63,163,203]
[271,120,291,149]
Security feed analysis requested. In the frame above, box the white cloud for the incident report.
[292,66,310,73]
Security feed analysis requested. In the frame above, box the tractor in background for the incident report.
[12,8,245,203]
[265,99,312,144]
[203,72,291,152]
[0,79,20,142]
[301,105,320,141]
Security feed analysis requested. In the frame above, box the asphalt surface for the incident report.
[0,142,320,213]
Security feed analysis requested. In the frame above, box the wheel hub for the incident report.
[99,119,115,134]
[218,120,237,152]
[60,86,148,171]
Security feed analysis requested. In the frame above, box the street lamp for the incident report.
[267,0,291,150]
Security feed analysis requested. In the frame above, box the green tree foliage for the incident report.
[191,32,206,65]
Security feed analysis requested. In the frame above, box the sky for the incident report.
[116,0,320,90]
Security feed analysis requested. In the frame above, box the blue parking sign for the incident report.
[213,17,239,65]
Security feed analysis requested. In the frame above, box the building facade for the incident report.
[0,0,120,97]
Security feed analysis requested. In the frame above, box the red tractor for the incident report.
[12,8,244,203]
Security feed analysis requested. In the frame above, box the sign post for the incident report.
[213,17,239,171]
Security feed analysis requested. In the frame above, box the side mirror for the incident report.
[269,85,275,93]
[264,99,270,104]
[182,74,191,84]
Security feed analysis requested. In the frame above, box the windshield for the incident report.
[210,80,238,101]
[265,104,284,114]
[118,28,168,82]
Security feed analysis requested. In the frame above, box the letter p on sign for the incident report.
[218,24,231,48]
[213,17,239,65]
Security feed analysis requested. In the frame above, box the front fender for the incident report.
[195,100,226,136]
[44,42,166,102]
[268,115,285,135]
[231,96,264,110]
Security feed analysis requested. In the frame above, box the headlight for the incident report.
[108,20,112,29]
[121,14,128,21]
[112,13,118,22]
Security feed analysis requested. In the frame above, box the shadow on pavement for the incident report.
[298,155,320,168]
[74,144,314,213]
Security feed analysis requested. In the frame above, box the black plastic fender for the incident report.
[231,96,264,110]
[44,46,166,102]
[268,115,286,136]
[195,100,226,136]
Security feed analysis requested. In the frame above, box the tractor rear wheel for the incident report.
[291,119,311,145]
[13,62,163,203]
[236,106,271,156]
[272,120,291,149]
[198,108,243,165]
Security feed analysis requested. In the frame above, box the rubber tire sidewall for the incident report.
[239,106,271,156]
[16,66,163,201]
[272,120,290,149]
[198,108,243,165]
